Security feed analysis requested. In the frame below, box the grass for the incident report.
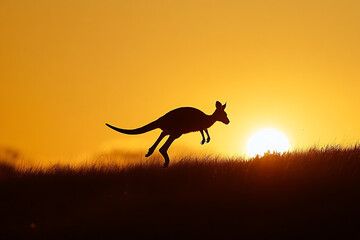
[1,146,360,239]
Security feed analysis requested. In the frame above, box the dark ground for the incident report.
[1,147,360,239]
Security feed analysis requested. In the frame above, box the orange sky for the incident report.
[1,0,360,162]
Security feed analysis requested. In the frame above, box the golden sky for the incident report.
[1,0,360,161]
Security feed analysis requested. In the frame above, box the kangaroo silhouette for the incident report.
[106,101,229,167]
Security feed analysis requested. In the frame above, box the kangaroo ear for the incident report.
[216,101,222,109]
[222,102,227,110]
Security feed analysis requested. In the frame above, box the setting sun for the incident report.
[247,129,290,157]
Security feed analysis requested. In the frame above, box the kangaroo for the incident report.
[106,101,230,167]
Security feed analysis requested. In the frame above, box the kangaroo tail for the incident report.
[105,120,159,135]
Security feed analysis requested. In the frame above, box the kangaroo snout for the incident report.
[222,118,230,125]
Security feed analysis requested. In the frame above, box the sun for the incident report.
[247,129,290,157]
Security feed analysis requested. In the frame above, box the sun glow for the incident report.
[247,129,290,157]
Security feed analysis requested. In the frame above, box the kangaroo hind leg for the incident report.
[145,131,167,157]
[159,134,181,168]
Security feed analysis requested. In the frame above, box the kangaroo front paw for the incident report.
[200,140,205,145]
[206,138,210,143]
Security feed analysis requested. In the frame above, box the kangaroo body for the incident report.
[106,101,229,167]
[107,107,217,135]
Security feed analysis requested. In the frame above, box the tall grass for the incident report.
[1,146,360,239]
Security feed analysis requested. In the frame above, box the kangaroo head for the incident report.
[214,101,230,125]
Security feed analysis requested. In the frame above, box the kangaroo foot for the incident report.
[163,162,169,168]
[145,148,155,157]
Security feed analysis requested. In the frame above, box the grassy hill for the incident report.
[1,147,360,239]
